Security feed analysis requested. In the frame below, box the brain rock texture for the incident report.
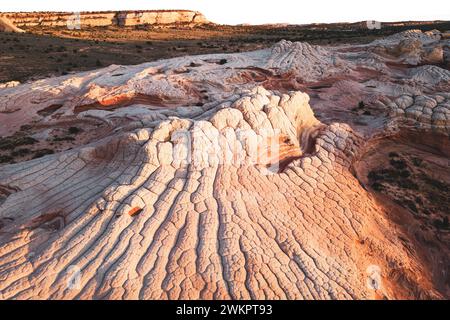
[0,30,449,300]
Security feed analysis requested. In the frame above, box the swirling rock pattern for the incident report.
[0,30,449,300]
[386,93,450,131]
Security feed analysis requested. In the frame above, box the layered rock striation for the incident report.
[1,10,209,29]
[0,30,449,300]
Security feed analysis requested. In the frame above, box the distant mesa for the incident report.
[1,10,210,29]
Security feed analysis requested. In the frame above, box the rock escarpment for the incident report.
[0,16,25,33]
[0,30,449,300]
[1,10,209,29]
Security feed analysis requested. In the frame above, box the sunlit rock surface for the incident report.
[1,10,209,28]
[0,16,25,33]
[0,30,449,300]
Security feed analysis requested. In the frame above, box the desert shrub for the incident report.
[411,157,423,167]
[371,182,384,191]
[422,176,449,191]
[398,170,411,178]
[368,170,382,181]
[444,217,449,229]
[0,155,13,163]
[19,124,32,132]
[401,199,418,213]
[0,136,37,150]
[433,217,449,229]
[11,148,31,157]
[397,179,418,190]
[32,149,54,159]
[53,136,75,142]
[368,165,417,190]
[388,152,399,158]
[389,158,407,170]
[68,127,81,135]
[415,196,423,205]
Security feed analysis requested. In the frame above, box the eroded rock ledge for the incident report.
[1,10,209,29]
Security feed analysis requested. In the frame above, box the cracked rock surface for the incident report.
[0,30,449,299]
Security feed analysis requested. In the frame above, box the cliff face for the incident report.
[1,10,209,28]
[117,11,208,26]
[0,16,25,32]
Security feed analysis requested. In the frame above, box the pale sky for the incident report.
[1,0,449,25]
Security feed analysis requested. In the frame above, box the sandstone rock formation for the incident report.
[1,11,209,29]
[0,30,448,300]
[0,15,25,33]
[371,30,444,65]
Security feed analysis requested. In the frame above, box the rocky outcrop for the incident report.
[382,93,450,131]
[0,16,25,33]
[0,86,431,300]
[0,30,449,300]
[407,65,450,84]
[372,30,444,65]
[0,81,20,88]
[371,29,441,47]
[267,40,349,81]
[1,10,209,28]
